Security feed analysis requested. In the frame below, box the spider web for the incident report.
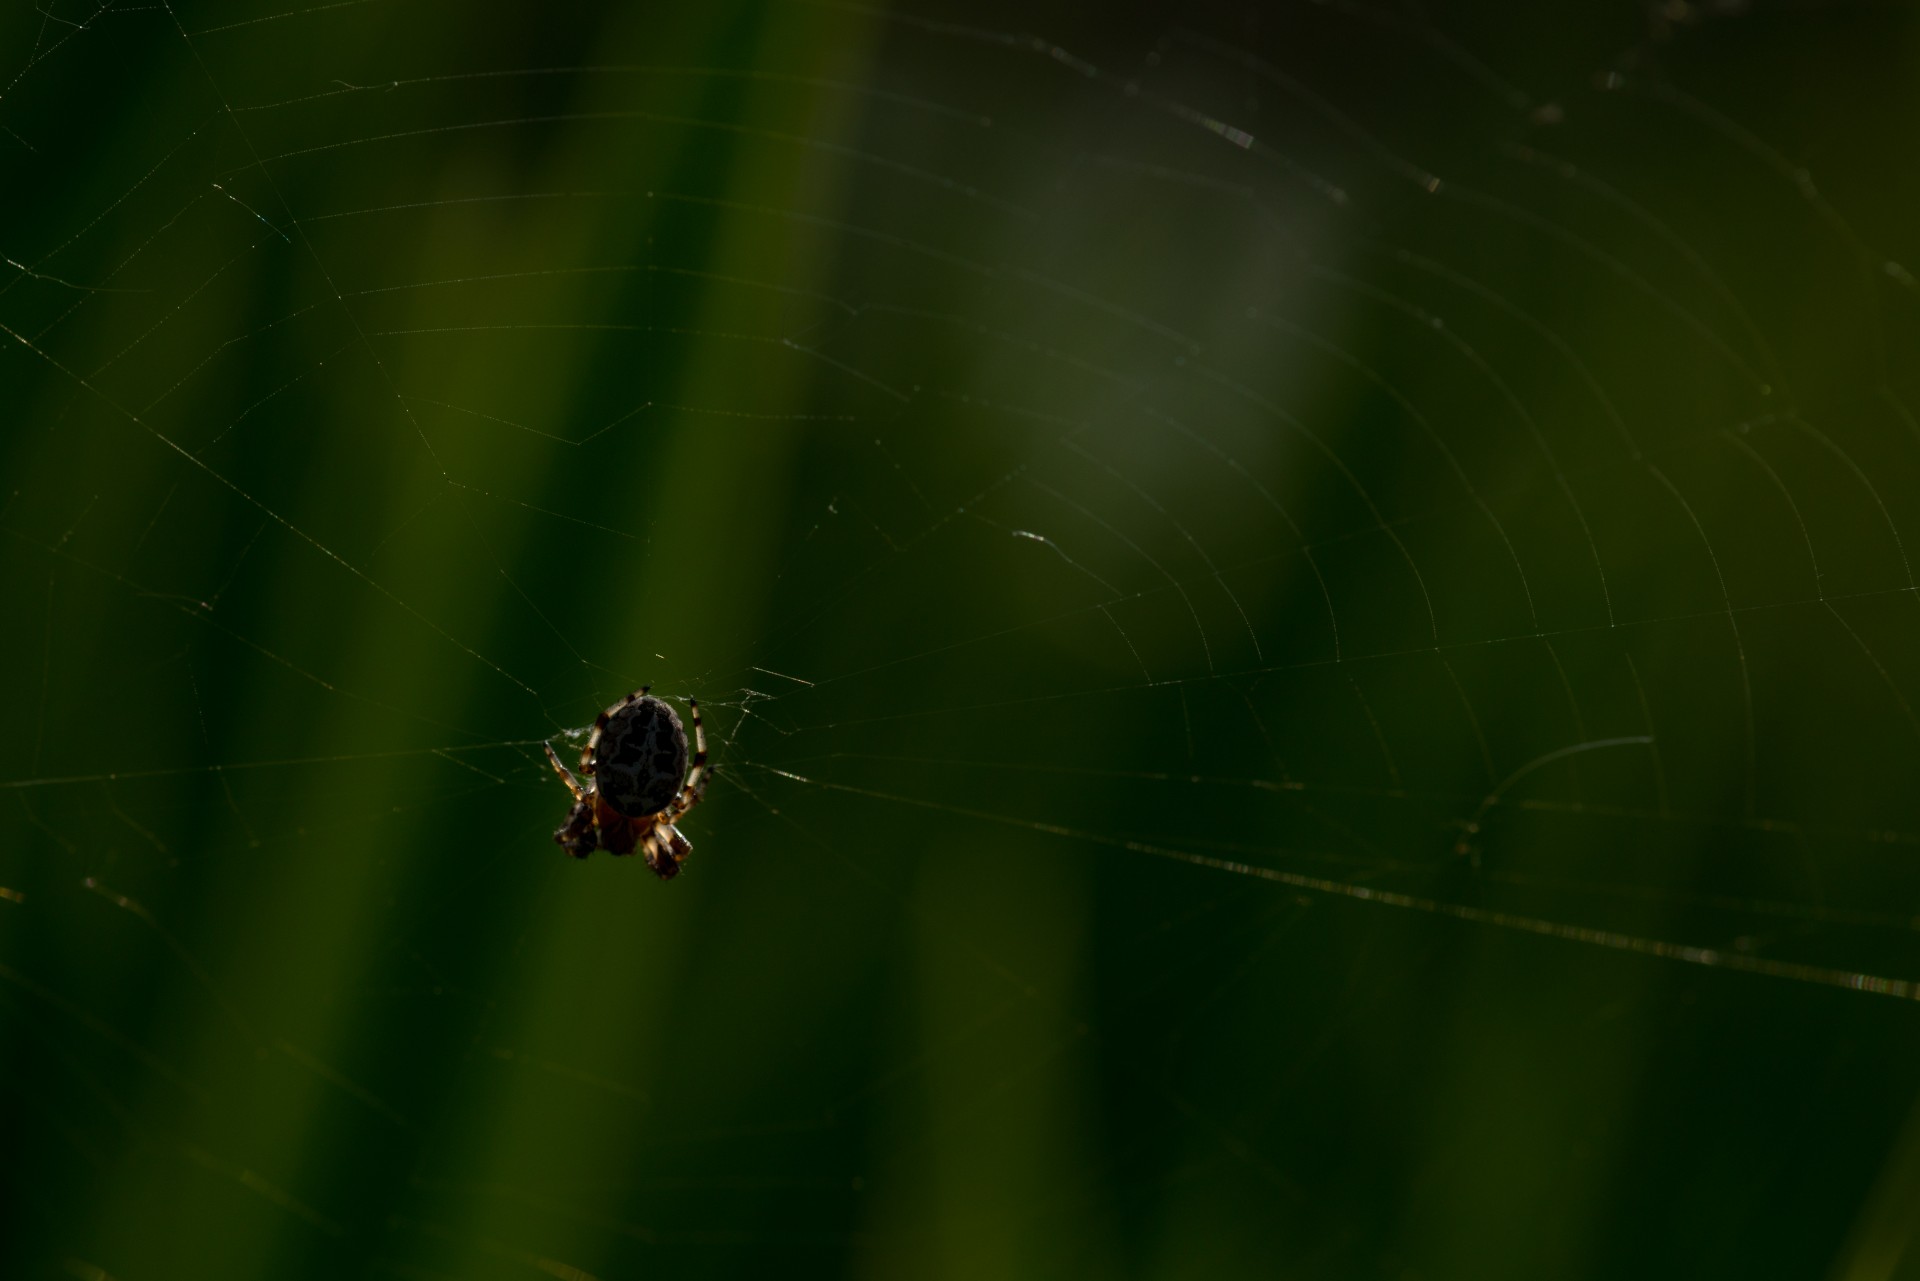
[6,1,1920,1277]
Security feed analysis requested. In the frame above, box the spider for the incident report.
[543,687,709,879]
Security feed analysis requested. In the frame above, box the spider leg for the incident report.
[663,823,692,864]
[554,800,597,858]
[642,822,688,880]
[661,698,710,823]
[545,745,599,856]
[543,742,588,802]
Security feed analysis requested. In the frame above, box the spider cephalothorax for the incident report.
[544,687,709,879]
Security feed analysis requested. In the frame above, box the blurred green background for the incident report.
[8,1,1920,1277]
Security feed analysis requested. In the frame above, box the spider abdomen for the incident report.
[591,694,689,817]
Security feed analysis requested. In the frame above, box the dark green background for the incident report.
[7,1,1920,1277]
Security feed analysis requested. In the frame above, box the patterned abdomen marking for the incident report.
[594,694,689,817]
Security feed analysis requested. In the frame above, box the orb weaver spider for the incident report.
[543,687,709,879]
